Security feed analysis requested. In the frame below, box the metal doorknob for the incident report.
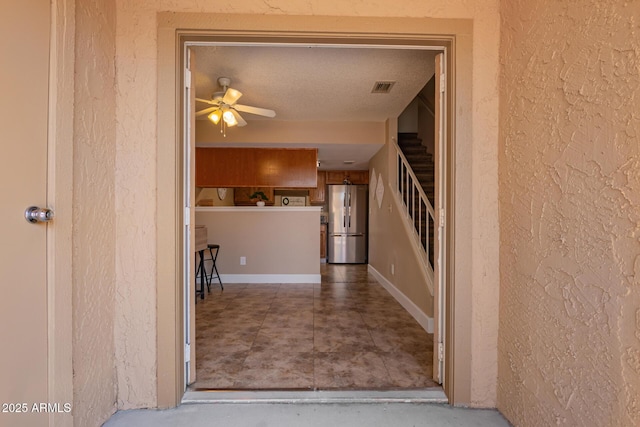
[25,206,54,223]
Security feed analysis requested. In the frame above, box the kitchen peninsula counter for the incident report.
[195,206,321,213]
[195,206,321,283]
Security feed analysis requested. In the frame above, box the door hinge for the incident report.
[185,68,192,89]
[439,72,445,93]
[438,342,444,362]
[185,206,191,226]
[185,343,191,363]
[439,208,445,228]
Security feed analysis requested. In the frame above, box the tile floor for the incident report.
[190,264,438,390]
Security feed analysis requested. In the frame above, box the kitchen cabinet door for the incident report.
[325,170,346,184]
[309,171,326,205]
[349,170,369,184]
[325,170,369,185]
[196,147,317,188]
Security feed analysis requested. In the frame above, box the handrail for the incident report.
[392,138,435,272]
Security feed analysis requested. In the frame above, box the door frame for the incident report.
[157,13,473,407]
[48,0,75,424]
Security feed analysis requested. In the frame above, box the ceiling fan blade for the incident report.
[234,104,276,118]
[195,106,218,117]
[222,88,242,105]
[230,109,247,127]
[196,97,217,105]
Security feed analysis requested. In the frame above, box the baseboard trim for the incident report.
[367,265,434,334]
[216,274,321,284]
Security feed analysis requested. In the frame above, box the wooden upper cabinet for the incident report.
[309,171,326,205]
[325,170,369,185]
[196,147,317,188]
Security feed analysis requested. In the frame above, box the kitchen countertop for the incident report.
[195,206,321,212]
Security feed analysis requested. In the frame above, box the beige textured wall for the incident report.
[498,1,640,426]
[72,0,118,424]
[116,0,500,407]
[368,124,434,317]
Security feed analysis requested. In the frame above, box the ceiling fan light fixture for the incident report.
[196,77,275,136]
[208,109,222,124]
[223,110,238,126]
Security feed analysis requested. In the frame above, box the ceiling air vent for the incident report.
[371,81,396,94]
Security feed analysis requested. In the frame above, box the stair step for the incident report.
[409,160,431,166]
[398,138,424,147]
[401,146,432,155]
[404,152,433,161]
[404,186,433,194]
[405,162,433,171]
[398,132,436,208]
[408,162,433,169]
[409,165,434,174]
[400,145,428,154]
[412,177,434,185]
[398,141,423,148]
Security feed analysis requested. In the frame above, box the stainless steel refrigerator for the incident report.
[328,184,368,263]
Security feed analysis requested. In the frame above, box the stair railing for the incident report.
[392,138,435,274]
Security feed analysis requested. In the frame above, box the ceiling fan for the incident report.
[195,77,276,135]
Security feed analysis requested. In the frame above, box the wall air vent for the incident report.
[371,81,396,93]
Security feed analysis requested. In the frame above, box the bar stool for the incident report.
[205,244,223,291]
[195,249,209,301]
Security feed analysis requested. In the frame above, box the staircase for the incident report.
[397,133,435,205]
[397,133,435,268]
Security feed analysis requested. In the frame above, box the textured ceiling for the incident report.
[193,45,436,169]
[193,45,436,122]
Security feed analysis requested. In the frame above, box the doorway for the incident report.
[182,40,448,396]
[155,13,470,408]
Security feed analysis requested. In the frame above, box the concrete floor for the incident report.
[103,402,511,426]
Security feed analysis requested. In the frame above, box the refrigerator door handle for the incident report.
[347,190,352,228]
